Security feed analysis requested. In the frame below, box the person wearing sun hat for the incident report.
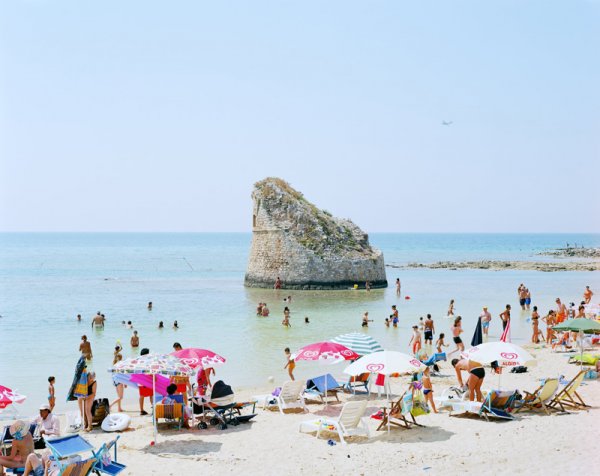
[34,403,60,439]
[0,420,34,475]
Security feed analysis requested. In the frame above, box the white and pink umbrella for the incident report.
[0,385,26,412]
[463,341,535,367]
[343,351,425,376]
[292,341,359,364]
[171,348,226,369]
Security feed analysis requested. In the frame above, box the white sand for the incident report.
[9,346,600,475]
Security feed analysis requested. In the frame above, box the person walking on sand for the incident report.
[408,325,422,355]
[500,305,511,331]
[584,286,593,304]
[480,307,492,338]
[79,335,92,360]
[395,278,401,296]
[451,358,485,402]
[424,314,435,347]
[450,317,464,354]
[422,367,437,413]
[284,348,295,381]
[130,330,139,348]
[447,299,455,317]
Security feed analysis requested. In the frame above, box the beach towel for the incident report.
[67,356,87,401]
[73,371,89,399]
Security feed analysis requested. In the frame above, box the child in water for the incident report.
[284,348,295,381]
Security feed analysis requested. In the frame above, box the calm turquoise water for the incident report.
[1,233,598,416]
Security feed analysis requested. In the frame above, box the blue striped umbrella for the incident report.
[330,333,383,356]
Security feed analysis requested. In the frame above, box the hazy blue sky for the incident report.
[1,1,598,232]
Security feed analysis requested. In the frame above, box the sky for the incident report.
[1,1,599,233]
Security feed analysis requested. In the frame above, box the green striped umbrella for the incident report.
[552,318,600,334]
[330,333,383,356]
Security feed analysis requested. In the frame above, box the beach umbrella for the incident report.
[293,341,360,363]
[293,342,359,406]
[470,317,483,347]
[330,333,383,356]
[344,351,425,399]
[129,374,171,396]
[552,318,600,369]
[111,354,193,443]
[0,385,26,410]
[463,341,535,367]
[171,348,227,369]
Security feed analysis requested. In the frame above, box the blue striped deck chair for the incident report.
[46,435,97,476]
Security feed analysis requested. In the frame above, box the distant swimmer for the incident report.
[442,121,453,126]
[91,312,105,329]
[261,303,270,317]
[79,335,92,360]
[362,312,373,328]
[282,307,291,327]
[130,330,139,348]
[173,342,182,351]
[274,277,282,289]
[147,301,153,311]
[77,314,82,322]
[395,278,401,296]
[173,320,179,329]
[126,321,133,329]
[158,321,164,329]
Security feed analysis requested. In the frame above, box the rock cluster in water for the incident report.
[388,260,599,272]
[537,247,600,259]
[244,178,387,289]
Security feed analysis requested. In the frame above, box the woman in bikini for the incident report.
[450,317,464,354]
[451,358,485,402]
[447,299,455,317]
[84,372,97,432]
[531,306,542,343]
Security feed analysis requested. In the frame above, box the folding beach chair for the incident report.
[154,394,185,430]
[267,380,307,414]
[547,371,589,411]
[45,434,98,476]
[1,423,39,456]
[299,400,370,444]
[478,390,518,420]
[192,381,257,430]
[304,374,342,403]
[377,389,426,432]
[514,379,559,415]
[343,373,370,395]
[92,436,127,475]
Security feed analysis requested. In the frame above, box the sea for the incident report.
[1,232,598,416]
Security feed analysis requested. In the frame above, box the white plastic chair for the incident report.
[299,400,370,444]
[270,380,307,414]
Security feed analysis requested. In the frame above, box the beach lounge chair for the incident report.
[304,374,342,403]
[154,403,184,429]
[192,380,257,430]
[45,435,99,476]
[267,380,307,414]
[92,436,127,475]
[377,390,426,432]
[343,373,370,395]
[299,400,370,444]
[547,371,589,411]
[478,390,518,420]
[514,378,559,415]
[1,423,39,456]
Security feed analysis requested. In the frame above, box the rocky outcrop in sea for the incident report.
[244,178,387,289]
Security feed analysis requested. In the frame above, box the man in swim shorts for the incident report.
[480,307,492,337]
[423,314,434,346]
[518,287,528,310]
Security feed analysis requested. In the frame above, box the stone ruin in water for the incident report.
[244,177,387,290]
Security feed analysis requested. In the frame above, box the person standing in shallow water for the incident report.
[274,277,282,289]
[147,301,152,311]
[500,305,511,331]
[395,278,401,296]
[79,335,92,360]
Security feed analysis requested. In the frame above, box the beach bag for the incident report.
[66,411,82,433]
[91,398,110,426]
[401,392,413,415]
[410,390,430,417]
[510,366,528,374]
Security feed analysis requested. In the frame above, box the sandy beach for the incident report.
[5,345,598,476]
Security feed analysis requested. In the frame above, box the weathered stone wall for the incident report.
[245,178,387,290]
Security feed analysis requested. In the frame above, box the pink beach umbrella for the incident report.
[292,341,360,364]
[171,348,227,369]
[0,385,26,414]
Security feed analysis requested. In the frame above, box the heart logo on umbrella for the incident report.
[181,358,199,366]
[500,352,518,360]
[366,363,384,373]
[302,350,318,358]
[409,359,422,367]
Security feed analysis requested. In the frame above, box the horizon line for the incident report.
[1,230,599,235]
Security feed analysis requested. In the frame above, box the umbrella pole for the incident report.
[152,374,157,443]
[580,331,584,371]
